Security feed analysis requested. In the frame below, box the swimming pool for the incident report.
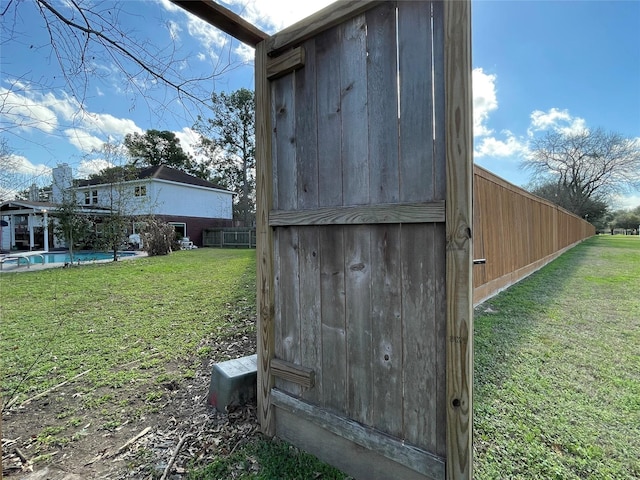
[30,251,137,265]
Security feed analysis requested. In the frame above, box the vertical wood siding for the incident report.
[267,0,449,464]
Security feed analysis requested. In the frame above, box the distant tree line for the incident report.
[526,127,640,232]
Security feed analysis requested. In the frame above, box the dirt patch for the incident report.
[2,330,259,479]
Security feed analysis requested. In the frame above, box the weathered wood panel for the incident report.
[261,1,470,478]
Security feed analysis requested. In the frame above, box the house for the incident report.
[0,164,234,251]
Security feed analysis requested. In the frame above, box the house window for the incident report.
[135,186,147,197]
[84,191,90,205]
[91,190,98,204]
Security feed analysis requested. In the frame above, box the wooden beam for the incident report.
[170,0,268,47]
[255,41,276,436]
[266,1,380,56]
[270,358,315,388]
[444,1,474,479]
[266,47,306,80]
[271,389,446,479]
[269,201,446,226]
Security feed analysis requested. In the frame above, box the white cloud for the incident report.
[185,14,229,53]
[77,159,113,178]
[529,108,587,136]
[173,127,201,158]
[5,154,51,177]
[0,87,59,133]
[611,193,640,210]
[158,0,334,63]
[223,0,334,32]
[63,129,106,152]
[0,154,52,199]
[84,112,142,138]
[1,82,142,153]
[475,131,529,159]
[168,20,181,41]
[472,68,498,137]
[234,43,255,64]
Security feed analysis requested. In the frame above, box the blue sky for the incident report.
[1,0,639,208]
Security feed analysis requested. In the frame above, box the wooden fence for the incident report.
[202,227,256,248]
[172,1,591,479]
[255,2,472,479]
[473,165,594,305]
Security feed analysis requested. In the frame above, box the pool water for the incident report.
[32,251,137,264]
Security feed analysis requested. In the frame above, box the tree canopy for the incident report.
[124,130,199,176]
[194,88,256,226]
[525,128,640,219]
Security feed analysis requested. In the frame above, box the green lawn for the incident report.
[1,249,256,402]
[2,237,638,479]
[474,235,640,479]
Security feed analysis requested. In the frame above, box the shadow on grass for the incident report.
[474,238,595,391]
[473,236,640,478]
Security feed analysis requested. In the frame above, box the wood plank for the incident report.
[298,227,323,404]
[295,40,318,209]
[271,358,315,388]
[266,46,306,80]
[170,0,268,47]
[272,74,296,211]
[267,1,380,56]
[315,27,343,207]
[434,222,448,457]
[271,55,300,396]
[255,41,275,436]
[272,389,446,480]
[269,201,445,226]
[433,0,446,201]
[275,406,432,480]
[401,223,438,450]
[344,225,372,424]
[370,225,403,437]
[444,1,473,479]
[274,227,301,396]
[367,2,399,204]
[319,225,347,413]
[398,0,434,203]
[340,14,369,206]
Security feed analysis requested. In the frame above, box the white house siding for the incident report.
[148,181,233,219]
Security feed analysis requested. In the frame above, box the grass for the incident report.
[187,438,349,480]
[1,249,256,403]
[2,237,638,479]
[474,235,640,479]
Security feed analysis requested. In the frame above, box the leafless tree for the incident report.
[0,0,245,133]
[526,128,640,215]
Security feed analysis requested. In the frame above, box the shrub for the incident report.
[141,219,176,256]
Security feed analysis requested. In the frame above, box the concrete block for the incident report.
[208,354,257,412]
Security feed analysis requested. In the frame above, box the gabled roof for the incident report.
[0,200,56,212]
[77,165,231,192]
[0,199,109,215]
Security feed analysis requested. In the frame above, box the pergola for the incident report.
[0,200,55,251]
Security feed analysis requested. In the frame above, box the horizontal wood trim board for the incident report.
[269,202,445,226]
[270,358,315,388]
[271,389,446,480]
[266,47,305,80]
[170,0,268,47]
[267,1,380,56]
